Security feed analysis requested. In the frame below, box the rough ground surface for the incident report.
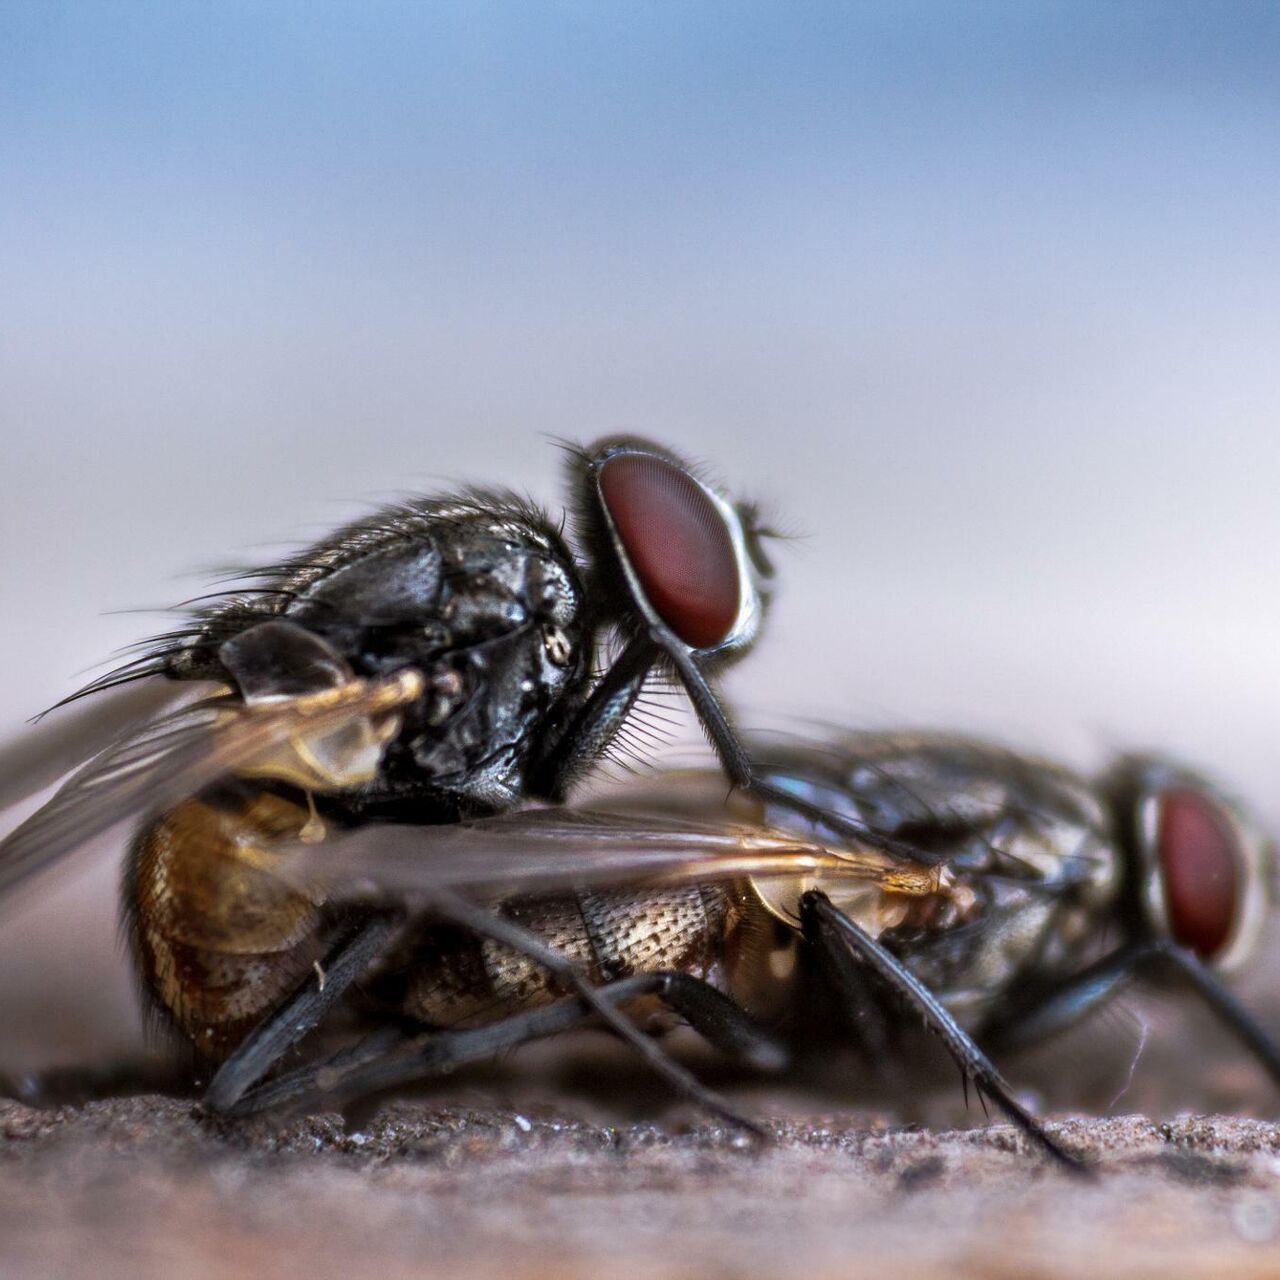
[6,871,1280,1279]
[5,1084,1280,1280]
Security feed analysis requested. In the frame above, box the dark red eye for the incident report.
[1157,787,1241,958]
[598,453,741,649]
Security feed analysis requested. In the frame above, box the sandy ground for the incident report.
[5,1094,1280,1280]
[4,1000,1280,1280]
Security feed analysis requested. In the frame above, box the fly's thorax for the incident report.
[370,525,590,812]
[170,494,581,671]
[751,733,1122,893]
[167,498,592,818]
[127,788,330,1058]
[893,878,1066,1031]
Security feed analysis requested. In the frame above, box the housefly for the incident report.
[214,730,1279,1171]
[1,436,898,1131]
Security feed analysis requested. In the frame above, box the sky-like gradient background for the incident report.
[1,3,1279,1063]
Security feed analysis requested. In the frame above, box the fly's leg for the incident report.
[206,855,773,1129]
[664,645,943,865]
[225,970,786,1119]
[983,939,1280,1089]
[216,883,773,1132]
[801,895,899,1079]
[799,890,1087,1173]
[535,631,932,866]
[530,633,656,800]
[227,985,654,1116]
[203,913,402,1113]
[653,971,789,1072]
[414,890,771,1134]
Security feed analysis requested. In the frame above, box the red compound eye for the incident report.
[598,453,741,649]
[1157,787,1241,958]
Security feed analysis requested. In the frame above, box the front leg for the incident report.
[203,913,402,1113]
[536,629,933,868]
[800,890,1086,1172]
[226,970,787,1119]
[982,939,1280,1091]
[530,633,657,802]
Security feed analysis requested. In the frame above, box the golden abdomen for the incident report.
[128,789,327,1059]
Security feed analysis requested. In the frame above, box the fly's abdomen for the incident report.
[127,790,327,1060]
[398,885,731,1028]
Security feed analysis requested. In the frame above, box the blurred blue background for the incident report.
[1,3,1278,1060]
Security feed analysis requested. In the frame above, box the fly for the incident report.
[0,437,885,1134]
[214,731,1278,1172]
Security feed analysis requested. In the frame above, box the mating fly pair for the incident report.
[2,438,1276,1172]
[0,438,907,1122]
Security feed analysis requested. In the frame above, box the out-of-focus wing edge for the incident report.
[0,672,422,916]
[0,677,195,814]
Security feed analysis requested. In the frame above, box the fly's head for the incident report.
[1106,756,1274,974]
[566,436,778,671]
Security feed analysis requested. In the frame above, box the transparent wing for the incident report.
[0,677,193,814]
[276,805,940,902]
[0,669,423,911]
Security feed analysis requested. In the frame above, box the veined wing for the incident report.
[275,805,943,903]
[0,668,424,911]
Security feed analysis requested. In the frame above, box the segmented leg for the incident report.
[405,892,774,1134]
[203,913,402,1112]
[983,939,1280,1089]
[799,890,1086,1172]
[225,970,786,1120]
[535,631,933,866]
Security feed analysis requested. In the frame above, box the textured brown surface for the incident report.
[5,1095,1280,1280]
[4,758,1279,1280]
[4,873,1280,1280]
